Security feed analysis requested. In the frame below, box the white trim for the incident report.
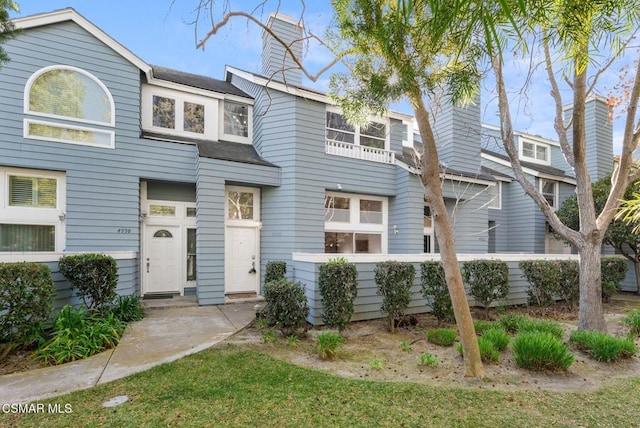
[395,158,497,186]
[14,9,151,77]
[0,251,136,263]
[24,65,116,127]
[24,119,115,149]
[220,100,253,144]
[225,186,261,224]
[325,106,390,151]
[539,178,559,209]
[518,136,551,166]
[141,85,219,141]
[1,167,66,252]
[292,252,581,263]
[488,181,502,210]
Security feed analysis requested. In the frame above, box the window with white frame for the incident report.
[325,109,389,150]
[324,192,387,254]
[142,85,218,140]
[24,65,115,148]
[423,205,434,253]
[488,182,502,209]
[520,139,550,164]
[223,101,249,138]
[0,167,65,252]
[540,178,558,208]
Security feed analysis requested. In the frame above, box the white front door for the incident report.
[225,186,260,294]
[145,225,180,294]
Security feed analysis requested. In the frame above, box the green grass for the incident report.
[7,345,640,427]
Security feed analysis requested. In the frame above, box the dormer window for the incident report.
[24,65,115,148]
[520,139,550,164]
[223,101,249,137]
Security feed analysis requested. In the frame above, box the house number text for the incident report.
[117,228,132,234]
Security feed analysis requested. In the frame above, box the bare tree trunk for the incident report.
[577,241,606,331]
[634,258,640,295]
[412,95,484,378]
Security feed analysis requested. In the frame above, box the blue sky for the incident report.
[12,1,634,153]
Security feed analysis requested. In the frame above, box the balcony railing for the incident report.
[325,140,395,165]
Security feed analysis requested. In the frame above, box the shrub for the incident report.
[375,261,415,332]
[0,262,55,357]
[623,309,640,336]
[462,259,509,314]
[108,295,145,323]
[264,261,287,284]
[477,336,500,363]
[569,330,637,362]
[420,261,453,324]
[556,260,580,308]
[519,260,560,307]
[262,279,309,337]
[316,331,344,360]
[499,314,528,333]
[601,257,628,302]
[418,353,439,367]
[512,331,574,371]
[481,327,510,351]
[318,257,358,331]
[520,319,564,339]
[58,254,118,311]
[36,305,125,365]
[426,328,456,346]
[473,319,499,335]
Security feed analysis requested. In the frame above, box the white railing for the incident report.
[325,140,395,165]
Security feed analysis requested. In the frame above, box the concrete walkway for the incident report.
[0,301,256,404]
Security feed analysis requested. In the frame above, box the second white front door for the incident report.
[225,186,260,294]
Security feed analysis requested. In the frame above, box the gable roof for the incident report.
[14,8,151,78]
[152,66,251,98]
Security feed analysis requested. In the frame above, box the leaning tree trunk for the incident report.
[412,95,484,378]
[634,257,640,295]
[577,240,606,332]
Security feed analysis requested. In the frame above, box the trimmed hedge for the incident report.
[375,261,415,332]
[58,254,118,311]
[420,261,453,324]
[263,279,309,337]
[462,259,509,312]
[318,257,358,331]
[0,262,55,353]
[264,261,287,284]
[601,257,628,302]
[519,260,562,307]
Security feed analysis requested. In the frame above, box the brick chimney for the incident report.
[262,13,303,87]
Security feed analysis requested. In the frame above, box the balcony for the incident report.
[325,140,395,165]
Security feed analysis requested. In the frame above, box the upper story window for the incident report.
[223,101,249,138]
[24,66,115,148]
[0,167,66,253]
[540,178,558,209]
[520,138,550,165]
[142,85,252,143]
[326,110,388,150]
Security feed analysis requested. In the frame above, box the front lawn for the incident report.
[5,344,640,427]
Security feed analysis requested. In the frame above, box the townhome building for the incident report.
[0,8,631,322]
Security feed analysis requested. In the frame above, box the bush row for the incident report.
[1,254,142,362]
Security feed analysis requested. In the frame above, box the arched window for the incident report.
[153,230,173,238]
[24,66,115,148]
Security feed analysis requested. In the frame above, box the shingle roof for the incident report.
[481,148,574,178]
[397,146,495,182]
[140,131,277,168]
[151,65,251,98]
[197,141,278,168]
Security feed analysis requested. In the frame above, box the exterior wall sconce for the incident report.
[58,211,66,221]
[393,225,399,235]
[140,211,148,223]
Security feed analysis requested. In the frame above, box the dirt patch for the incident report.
[228,295,640,393]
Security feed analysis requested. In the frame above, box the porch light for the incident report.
[58,211,66,221]
[393,225,400,235]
